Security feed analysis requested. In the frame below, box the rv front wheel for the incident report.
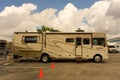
[41,54,49,63]
[93,55,102,63]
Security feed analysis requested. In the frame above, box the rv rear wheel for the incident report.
[93,55,102,63]
[41,54,49,63]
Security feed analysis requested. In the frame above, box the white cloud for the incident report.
[0,3,37,40]
[107,0,120,18]
[85,0,120,38]
[0,3,37,16]
[0,0,120,41]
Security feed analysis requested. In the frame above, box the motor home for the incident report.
[12,32,108,63]
[0,40,7,55]
[108,45,119,53]
[107,42,120,53]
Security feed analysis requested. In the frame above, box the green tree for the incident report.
[37,25,60,32]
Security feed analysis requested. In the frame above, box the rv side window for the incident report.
[76,38,81,45]
[93,38,105,46]
[83,38,90,45]
[24,36,37,43]
[66,38,74,43]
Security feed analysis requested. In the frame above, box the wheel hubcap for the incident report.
[95,56,101,62]
[43,56,48,62]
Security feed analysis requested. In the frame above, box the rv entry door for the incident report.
[76,37,82,56]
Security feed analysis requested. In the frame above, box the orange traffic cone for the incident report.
[39,68,43,78]
[51,62,55,69]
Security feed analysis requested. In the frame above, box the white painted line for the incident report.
[2,62,14,66]
[0,60,14,65]
[0,66,49,69]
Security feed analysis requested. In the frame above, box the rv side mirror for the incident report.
[21,40,24,44]
[104,43,106,47]
[102,43,105,47]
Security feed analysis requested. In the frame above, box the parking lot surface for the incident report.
[0,53,120,80]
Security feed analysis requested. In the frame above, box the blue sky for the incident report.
[0,0,98,12]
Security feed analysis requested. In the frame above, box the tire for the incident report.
[41,54,49,63]
[93,55,102,63]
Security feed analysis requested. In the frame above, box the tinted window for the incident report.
[83,38,90,45]
[108,46,115,48]
[76,38,81,45]
[24,36,37,43]
[66,38,74,43]
[93,38,105,46]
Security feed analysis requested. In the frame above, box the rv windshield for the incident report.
[93,38,105,46]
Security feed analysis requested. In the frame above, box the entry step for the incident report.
[75,57,82,61]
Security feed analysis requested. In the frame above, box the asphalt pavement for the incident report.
[0,53,120,80]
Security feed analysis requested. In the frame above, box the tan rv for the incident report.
[12,32,108,63]
[0,40,7,55]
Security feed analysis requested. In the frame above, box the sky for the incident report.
[0,0,98,12]
[0,0,120,41]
